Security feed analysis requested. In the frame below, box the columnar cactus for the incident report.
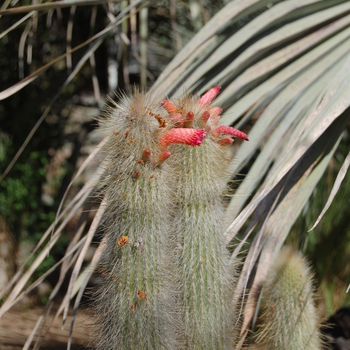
[94,87,248,349]
[255,247,322,350]
[94,90,207,350]
[161,87,248,349]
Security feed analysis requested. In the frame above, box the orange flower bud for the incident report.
[142,149,151,162]
[161,100,177,115]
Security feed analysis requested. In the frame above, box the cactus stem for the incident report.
[255,247,322,350]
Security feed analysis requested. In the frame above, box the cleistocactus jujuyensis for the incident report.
[161,87,248,349]
[254,247,322,350]
[94,87,248,349]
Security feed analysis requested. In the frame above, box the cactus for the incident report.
[255,247,322,350]
[161,87,248,349]
[94,89,207,350]
[93,87,248,349]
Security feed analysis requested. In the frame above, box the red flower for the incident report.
[198,86,221,106]
[159,128,206,147]
[211,126,248,141]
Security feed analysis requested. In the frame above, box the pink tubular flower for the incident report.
[204,125,211,133]
[159,128,206,148]
[198,111,210,127]
[210,115,220,126]
[169,113,185,128]
[184,111,194,128]
[217,137,234,146]
[158,150,171,164]
[211,126,249,141]
[198,86,221,106]
[161,100,177,115]
[210,107,222,117]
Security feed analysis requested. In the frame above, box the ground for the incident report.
[0,306,93,349]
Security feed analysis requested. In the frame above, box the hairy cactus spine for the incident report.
[95,90,205,350]
[161,87,248,349]
[255,247,322,350]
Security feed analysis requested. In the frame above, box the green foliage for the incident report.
[0,136,50,235]
[0,134,68,281]
[0,296,6,307]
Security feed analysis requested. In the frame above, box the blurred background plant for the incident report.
[288,133,350,318]
[1,0,350,349]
